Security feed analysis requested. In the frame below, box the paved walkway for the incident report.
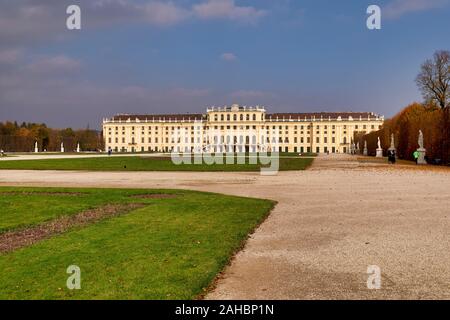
[0,154,449,299]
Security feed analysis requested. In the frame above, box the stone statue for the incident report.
[418,130,424,149]
[34,141,38,153]
[376,137,383,157]
[60,142,65,153]
[388,133,396,152]
[363,141,368,156]
[76,143,80,153]
[416,130,427,165]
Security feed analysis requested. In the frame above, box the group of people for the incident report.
[388,150,426,165]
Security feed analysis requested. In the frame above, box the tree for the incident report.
[416,50,450,109]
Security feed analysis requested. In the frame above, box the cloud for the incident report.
[383,0,450,19]
[220,52,238,61]
[193,0,267,23]
[142,1,191,26]
[0,1,268,49]
[25,55,81,74]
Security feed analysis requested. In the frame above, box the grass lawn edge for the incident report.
[196,199,278,300]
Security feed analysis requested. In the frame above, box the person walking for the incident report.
[413,150,419,164]
[388,150,396,164]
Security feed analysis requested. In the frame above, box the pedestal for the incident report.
[376,148,383,158]
[417,148,427,165]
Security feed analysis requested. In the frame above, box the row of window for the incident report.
[108,136,349,145]
[210,113,263,122]
[112,146,348,154]
[106,124,380,132]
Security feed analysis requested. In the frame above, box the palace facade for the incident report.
[102,104,384,154]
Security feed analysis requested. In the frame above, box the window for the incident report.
[253,114,257,121]
[316,137,320,143]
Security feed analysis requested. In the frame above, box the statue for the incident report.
[363,141,368,156]
[34,141,38,153]
[76,143,80,153]
[418,130,424,149]
[416,130,427,164]
[388,134,396,152]
[60,142,65,153]
[376,137,383,158]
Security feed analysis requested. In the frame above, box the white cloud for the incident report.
[220,52,238,61]
[142,1,191,26]
[25,55,81,74]
[193,0,267,23]
[384,0,449,19]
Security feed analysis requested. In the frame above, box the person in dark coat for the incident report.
[388,150,396,164]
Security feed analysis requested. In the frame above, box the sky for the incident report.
[0,0,449,129]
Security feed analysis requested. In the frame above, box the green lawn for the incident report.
[0,187,275,299]
[0,155,313,171]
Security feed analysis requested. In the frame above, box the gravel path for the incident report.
[0,154,449,299]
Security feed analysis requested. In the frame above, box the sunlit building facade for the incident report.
[102,104,384,154]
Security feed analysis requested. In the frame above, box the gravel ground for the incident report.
[0,154,449,299]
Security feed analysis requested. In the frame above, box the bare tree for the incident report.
[416,50,450,109]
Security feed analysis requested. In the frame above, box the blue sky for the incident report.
[0,0,449,128]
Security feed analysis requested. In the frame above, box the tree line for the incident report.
[0,122,104,152]
[359,50,450,164]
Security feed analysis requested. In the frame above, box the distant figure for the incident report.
[413,150,419,164]
[0,149,4,157]
[387,149,396,164]
[108,147,112,156]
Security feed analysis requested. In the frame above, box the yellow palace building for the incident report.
[102,104,384,154]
